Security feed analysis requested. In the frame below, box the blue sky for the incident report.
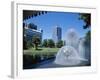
[24,11,88,40]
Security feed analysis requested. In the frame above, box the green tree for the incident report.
[85,30,91,45]
[42,39,48,47]
[32,36,41,50]
[56,40,64,48]
[79,13,91,29]
[79,13,91,45]
[23,36,28,49]
[47,39,55,48]
[27,41,33,48]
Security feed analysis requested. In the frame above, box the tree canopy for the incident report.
[79,13,91,29]
[32,36,41,50]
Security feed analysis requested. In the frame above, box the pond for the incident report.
[23,56,90,69]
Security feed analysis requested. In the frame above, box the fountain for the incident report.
[78,38,86,59]
[54,28,88,66]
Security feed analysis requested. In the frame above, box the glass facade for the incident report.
[24,23,43,42]
[52,26,62,43]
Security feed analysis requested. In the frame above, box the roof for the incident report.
[23,10,47,20]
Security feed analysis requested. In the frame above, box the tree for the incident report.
[42,39,48,47]
[27,41,34,48]
[56,40,64,48]
[32,36,41,50]
[79,13,91,29]
[23,36,28,49]
[79,13,91,46]
[23,23,27,49]
[47,39,55,48]
[85,30,91,45]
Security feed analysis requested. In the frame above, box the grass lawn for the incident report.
[24,47,60,56]
[23,48,60,69]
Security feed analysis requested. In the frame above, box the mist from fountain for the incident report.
[54,28,88,66]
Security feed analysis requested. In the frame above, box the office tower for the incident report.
[52,26,62,43]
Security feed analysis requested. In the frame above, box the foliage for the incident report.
[47,39,55,48]
[42,39,48,47]
[23,47,59,69]
[79,13,91,46]
[27,41,33,48]
[32,36,41,50]
[79,13,91,29]
[42,39,55,48]
[56,40,64,48]
[85,30,91,45]
[23,37,28,49]
[23,36,33,49]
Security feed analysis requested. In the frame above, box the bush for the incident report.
[42,39,48,47]
[23,54,34,67]
[47,39,55,48]
[56,40,64,48]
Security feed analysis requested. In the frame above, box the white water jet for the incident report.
[78,38,85,59]
[54,28,88,66]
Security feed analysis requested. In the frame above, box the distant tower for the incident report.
[52,25,62,43]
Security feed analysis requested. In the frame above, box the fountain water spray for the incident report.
[54,28,88,66]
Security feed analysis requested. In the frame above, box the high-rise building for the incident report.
[52,26,62,43]
[23,23,43,42]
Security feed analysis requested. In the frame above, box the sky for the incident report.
[24,11,89,40]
